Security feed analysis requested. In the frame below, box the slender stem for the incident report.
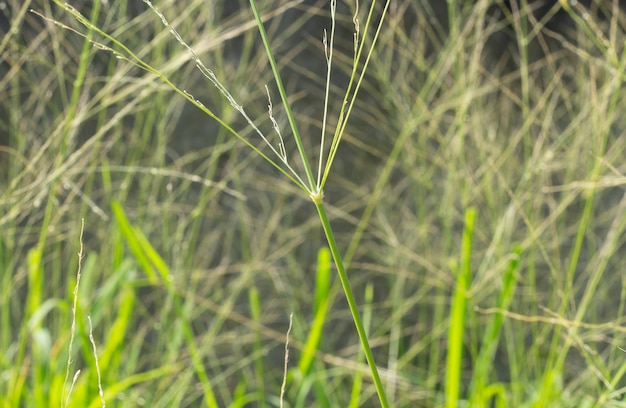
[249,0,317,192]
[313,198,390,408]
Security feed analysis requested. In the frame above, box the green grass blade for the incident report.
[85,363,183,408]
[469,247,521,406]
[298,247,332,376]
[110,200,217,406]
[248,287,266,407]
[111,201,157,283]
[110,200,172,284]
[97,286,135,375]
[314,247,332,313]
[446,207,476,407]
[130,226,171,285]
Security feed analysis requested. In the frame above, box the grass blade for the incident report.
[446,207,476,407]
[469,247,521,406]
[298,247,332,376]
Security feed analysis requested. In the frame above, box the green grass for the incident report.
[2,0,626,406]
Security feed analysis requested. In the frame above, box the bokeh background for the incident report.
[2,0,626,406]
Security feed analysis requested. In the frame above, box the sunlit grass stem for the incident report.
[313,198,390,408]
[248,0,391,405]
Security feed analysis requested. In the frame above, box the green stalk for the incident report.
[349,282,374,408]
[446,207,476,407]
[247,3,389,402]
[468,248,520,406]
[313,198,389,408]
[248,0,316,192]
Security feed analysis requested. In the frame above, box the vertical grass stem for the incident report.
[313,198,389,408]
[249,0,317,192]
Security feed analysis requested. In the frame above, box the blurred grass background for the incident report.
[2,0,626,406]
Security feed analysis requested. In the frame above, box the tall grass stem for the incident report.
[313,199,390,408]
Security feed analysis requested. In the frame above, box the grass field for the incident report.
[2,0,626,406]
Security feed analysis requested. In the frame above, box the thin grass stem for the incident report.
[317,1,337,189]
[313,198,389,408]
[249,0,317,192]
[445,208,475,408]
